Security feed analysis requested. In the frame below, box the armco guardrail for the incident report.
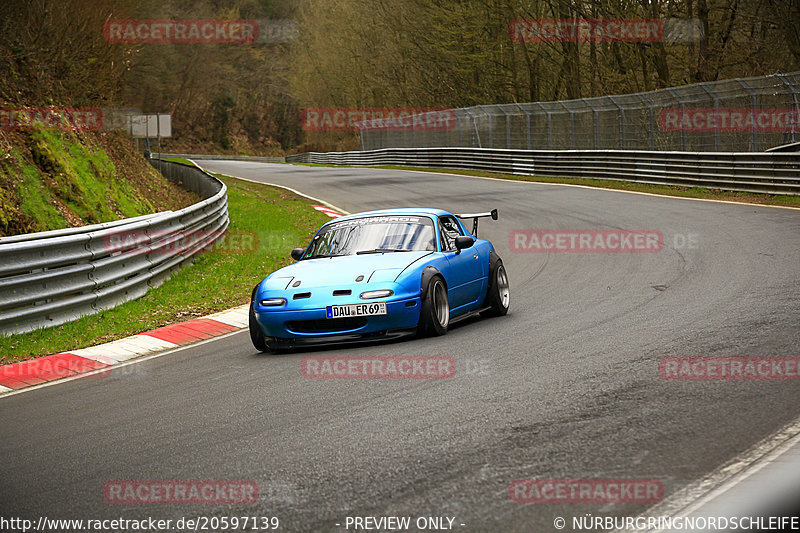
[285,148,800,195]
[0,160,228,335]
[157,152,285,163]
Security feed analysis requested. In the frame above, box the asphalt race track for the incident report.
[2,161,800,532]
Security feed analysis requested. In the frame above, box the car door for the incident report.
[438,215,482,310]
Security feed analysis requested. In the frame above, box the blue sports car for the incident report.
[248,207,510,352]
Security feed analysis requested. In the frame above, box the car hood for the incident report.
[266,251,432,288]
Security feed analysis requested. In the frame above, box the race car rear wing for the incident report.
[456,209,498,237]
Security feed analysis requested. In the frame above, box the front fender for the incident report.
[420,266,445,302]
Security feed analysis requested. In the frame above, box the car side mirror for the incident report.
[455,236,474,252]
[291,248,305,260]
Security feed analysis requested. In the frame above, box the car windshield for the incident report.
[304,215,436,258]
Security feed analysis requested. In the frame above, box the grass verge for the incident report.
[0,174,330,364]
[162,157,194,166]
[291,162,800,208]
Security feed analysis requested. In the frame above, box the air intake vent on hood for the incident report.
[293,292,311,299]
[333,290,351,296]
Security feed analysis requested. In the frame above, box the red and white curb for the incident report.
[0,305,249,394]
[312,204,342,218]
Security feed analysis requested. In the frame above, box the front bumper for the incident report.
[253,295,422,341]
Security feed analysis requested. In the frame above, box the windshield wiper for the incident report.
[356,248,412,254]
[304,253,344,259]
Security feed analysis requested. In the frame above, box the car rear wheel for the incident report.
[481,259,510,317]
[418,276,449,336]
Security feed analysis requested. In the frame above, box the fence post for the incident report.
[639,94,656,150]
[699,83,720,151]
[531,103,549,150]
[499,106,512,148]
[521,105,532,150]
[666,88,687,151]
[456,110,463,147]
[412,112,418,148]
[513,103,530,150]
[557,102,575,149]
[465,108,481,148]
[584,98,600,149]
[445,110,452,147]
[477,106,493,148]
[774,72,800,145]
[608,96,625,149]
[734,79,759,151]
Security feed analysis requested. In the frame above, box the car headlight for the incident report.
[260,298,287,306]
[360,290,394,299]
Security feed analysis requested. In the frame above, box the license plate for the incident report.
[326,303,387,318]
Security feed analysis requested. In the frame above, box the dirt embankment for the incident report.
[0,126,200,237]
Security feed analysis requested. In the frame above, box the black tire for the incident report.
[417,276,449,337]
[249,298,269,352]
[481,258,510,317]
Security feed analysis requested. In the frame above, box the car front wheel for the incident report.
[249,287,268,352]
[418,276,449,337]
